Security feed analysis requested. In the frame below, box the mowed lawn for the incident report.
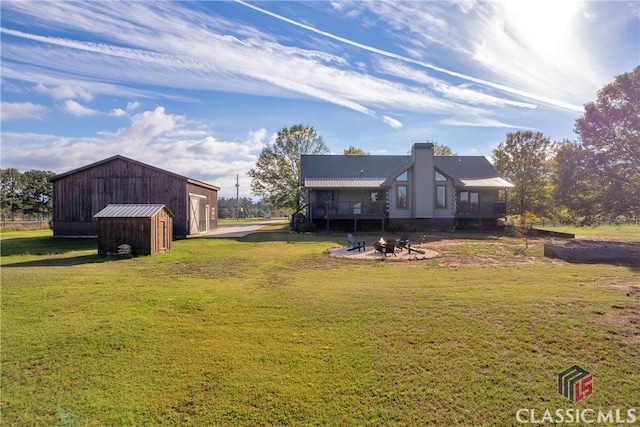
[1,229,638,426]
[534,224,640,241]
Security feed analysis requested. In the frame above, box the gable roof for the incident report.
[435,156,514,188]
[301,154,513,189]
[94,204,174,218]
[49,155,220,191]
[301,154,411,180]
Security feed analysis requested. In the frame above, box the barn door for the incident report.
[205,204,210,231]
[189,197,200,234]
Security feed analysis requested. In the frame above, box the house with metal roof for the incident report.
[49,155,219,238]
[300,143,514,231]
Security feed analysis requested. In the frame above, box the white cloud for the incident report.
[116,107,178,142]
[110,108,126,117]
[0,102,47,121]
[439,117,532,129]
[35,83,93,101]
[382,116,403,129]
[0,107,266,196]
[62,100,99,116]
[126,101,140,111]
[0,0,582,131]
[329,1,595,109]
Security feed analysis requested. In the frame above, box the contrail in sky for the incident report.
[235,0,584,112]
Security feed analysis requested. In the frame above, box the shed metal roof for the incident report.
[94,204,173,218]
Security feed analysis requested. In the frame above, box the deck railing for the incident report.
[310,201,385,219]
[456,202,506,217]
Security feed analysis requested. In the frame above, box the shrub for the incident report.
[297,221,317,233]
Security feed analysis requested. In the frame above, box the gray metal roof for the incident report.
[435,156,501,179]
[300,154,411,180]
[300,153,513,189]
[304,178,386,188]
[457,177,514,188]
[94,204,173,218]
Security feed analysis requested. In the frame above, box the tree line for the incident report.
[217,196,286,219]
[0,168,55,221]
[493,66,639,225]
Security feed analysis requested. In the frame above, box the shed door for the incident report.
[189,197,200,234]
[160,219,168,251]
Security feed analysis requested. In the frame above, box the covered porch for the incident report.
[304,182,389,232]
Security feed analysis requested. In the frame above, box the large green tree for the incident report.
[22,170,55,220]
[0,168,55,220]
[1,168,24,220]
[556,66,640,223]
[492,131,555,216]
[248,124,329,211]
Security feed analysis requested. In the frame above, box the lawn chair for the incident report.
[396,233,425,255]
[346,233,366,251]
[397,232,410,250]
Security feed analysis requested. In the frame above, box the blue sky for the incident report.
[1,1,638,198]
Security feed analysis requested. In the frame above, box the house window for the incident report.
[370,191,379,202]
[435,171,447,182]
[396,171,408,181]
[458,191,479,214]
[397,185,407,208]
[316,191,334,208]
[436,185,446,208]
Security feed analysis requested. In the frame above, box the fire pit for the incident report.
[373,237,397,257]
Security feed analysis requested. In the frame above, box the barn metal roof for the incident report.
[94,204,173,218]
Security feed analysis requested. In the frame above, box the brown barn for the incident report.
[49,155,219,238]
[94,204,173,256]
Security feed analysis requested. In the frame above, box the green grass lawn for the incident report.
[534,224,640,241]
[1,230,638,426]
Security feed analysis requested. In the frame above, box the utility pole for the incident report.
[235,174,240,221]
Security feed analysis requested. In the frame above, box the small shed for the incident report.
[94,204,173,256]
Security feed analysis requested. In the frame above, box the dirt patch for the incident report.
[601,282,640,344]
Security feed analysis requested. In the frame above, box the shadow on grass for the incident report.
[1,254,110,268]
[1,236,97,257]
